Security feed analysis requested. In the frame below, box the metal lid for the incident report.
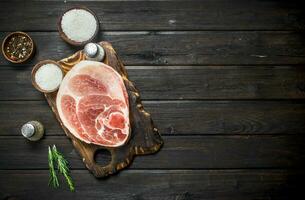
[21,123,35,138]
[96,44,105,61]
[84,43,98,58]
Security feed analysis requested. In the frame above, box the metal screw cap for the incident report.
[96,44,105,61]
[21,123,35,138]
[84,43,98,58]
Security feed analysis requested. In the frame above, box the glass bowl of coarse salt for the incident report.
[31,60,64,93]
[58,7,99,46]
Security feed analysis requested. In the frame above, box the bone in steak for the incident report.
[56,61,130,147]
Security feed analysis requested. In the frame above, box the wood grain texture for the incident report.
[41,42,163,177]
[0,0,304,199]
[1,66,305,100]
[0,0,304,31]
[0,135,304,169]
[1,31,305,66]
[1,100,305,136]
[0,169,303,200]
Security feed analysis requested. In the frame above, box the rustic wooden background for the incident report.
[1,0,305,199]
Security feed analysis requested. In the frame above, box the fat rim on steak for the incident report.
[56,61,130,147]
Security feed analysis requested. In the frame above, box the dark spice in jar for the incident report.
[5,35,33,62]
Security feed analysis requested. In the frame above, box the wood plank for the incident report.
[1,100,305,136]
[1,66,305,101]
[0,135,304,169]
[0,0,304,31]
[40,41,163,178]
[1,31,305,66]
[0,169,303,200]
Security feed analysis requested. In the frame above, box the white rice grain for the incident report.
[61,9,97,43]
[35,64,63,91]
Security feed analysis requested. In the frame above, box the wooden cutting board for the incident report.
[41,41,163,178]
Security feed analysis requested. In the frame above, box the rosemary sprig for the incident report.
[52,145,75,192]
[48,146,59,188]
[47,145,75,191]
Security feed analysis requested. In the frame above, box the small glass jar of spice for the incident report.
[21,121,44,141]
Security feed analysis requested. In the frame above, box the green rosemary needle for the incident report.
[48,146,59,188]
[52,145,75,191]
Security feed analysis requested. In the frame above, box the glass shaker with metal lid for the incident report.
[21,120,44,141]
[83,43,105,62]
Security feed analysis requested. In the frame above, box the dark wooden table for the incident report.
[1,0,305,199]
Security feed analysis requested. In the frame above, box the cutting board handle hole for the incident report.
[94,149,112,166]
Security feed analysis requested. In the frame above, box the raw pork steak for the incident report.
[56,61,130,147]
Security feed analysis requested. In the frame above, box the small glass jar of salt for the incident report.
[21,121,44,141]
[84,43,105,62]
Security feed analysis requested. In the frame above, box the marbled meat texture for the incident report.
[56,61,130,147]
